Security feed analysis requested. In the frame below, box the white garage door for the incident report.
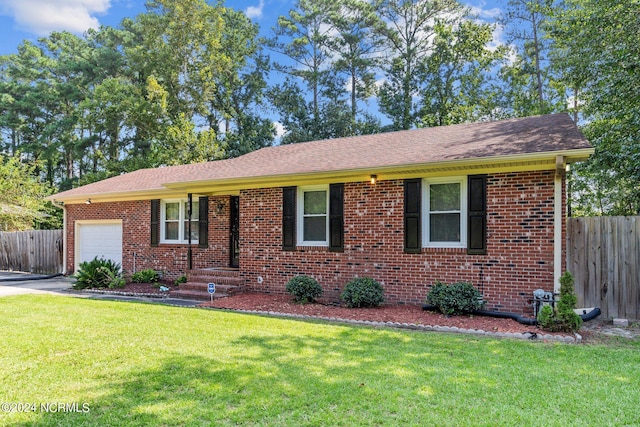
[75,221,123,271]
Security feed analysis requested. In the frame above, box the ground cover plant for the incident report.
[426,281,483,315]
[538,272,583,333]
[130,269,160,285]
[0,295,638,426]
[72,257,125,289]
[285,275,323,303]
[340,277,384,308]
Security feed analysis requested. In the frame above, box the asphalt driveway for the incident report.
[0,272,73,297]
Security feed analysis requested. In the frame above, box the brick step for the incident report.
[188,268,240,279]
[184,275,244,286]
[171,268,244,301]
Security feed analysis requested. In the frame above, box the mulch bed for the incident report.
[90,283,607,342]
[202,292,570,339]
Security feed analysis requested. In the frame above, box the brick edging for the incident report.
[201,306,582,344]
[74,289,170,299]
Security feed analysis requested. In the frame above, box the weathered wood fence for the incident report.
[0,230,63,275]
[567,216,640,320]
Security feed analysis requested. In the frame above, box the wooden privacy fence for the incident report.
[567,216,640,320]
[0,230,63,275]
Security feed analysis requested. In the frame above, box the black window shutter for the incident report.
[198,196,209,248]
[468,175,487,255]
[329,183,344,252]
[150,199,160,247]
[404,179,421,253]
[282,187,296,251]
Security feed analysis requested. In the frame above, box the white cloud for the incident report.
[465,1,502,20]
[273,121,285,138]
[0,0,110,35]
[245,0,264,20]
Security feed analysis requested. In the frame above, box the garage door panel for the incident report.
[76,222,123,270]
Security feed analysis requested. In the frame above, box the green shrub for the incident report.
[426,281,483,316]
[73,257,125,290]
[537,272,582,332]
[341,277,384,308]
[537,305,555,330]
[175,274,187,286]
[286,275,323,303]
[131,269,160,284]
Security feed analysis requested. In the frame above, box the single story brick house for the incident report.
[48,113,593,314]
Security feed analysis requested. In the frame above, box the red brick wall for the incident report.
[240,171,562,315]
[65,196,232,280]
[65,170,564,314]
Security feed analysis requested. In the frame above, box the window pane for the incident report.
[184,221,199,241]
[304,216,326,241]
[430,213,460,242]
[183,201,199,220]
[165,202,180,220]
[304,191,327,215]
[165,221,179,240]
[430,183,460,211]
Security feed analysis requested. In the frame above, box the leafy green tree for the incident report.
[373,0,463,130]
[120,0,231,166]
[0,155,58,231]
[129,1,274,162]
[499,0,551,113]
[209,8,274,157]
[267,78,317,144]
[325,0,382,134]
[270,0,335,131]
[551,0,640,215]
[418,20,505,126]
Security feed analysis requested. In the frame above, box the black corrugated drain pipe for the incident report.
[422,304,601,325]
[0,273,64,282]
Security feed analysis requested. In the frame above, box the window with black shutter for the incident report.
[404,179,421,253]
[467,175,487,255]
[151,199,160,247]
[198,196,209,248]
[282,187,296,251]
[329,183,344,252]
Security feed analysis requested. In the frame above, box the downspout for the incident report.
[553,156,565,293]
[51,199,67,275]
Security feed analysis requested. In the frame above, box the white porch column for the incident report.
[553,155,565,293]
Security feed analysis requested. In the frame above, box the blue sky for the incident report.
[0,0,504,56]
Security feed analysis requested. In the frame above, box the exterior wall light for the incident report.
[370,174,378,185]
[216,200,226,215]
[85,199,92,205]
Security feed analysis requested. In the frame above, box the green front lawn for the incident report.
[1,295,638,426]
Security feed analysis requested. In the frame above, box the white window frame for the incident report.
[423,177,467,248]
[297,185,329,246]
[160,199,199,244]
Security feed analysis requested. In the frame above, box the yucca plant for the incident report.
[73,257,125,290]
[131,269,160,284]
